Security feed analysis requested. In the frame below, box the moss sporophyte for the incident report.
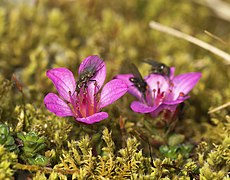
[44,55,128,124]
[115,66,201,117]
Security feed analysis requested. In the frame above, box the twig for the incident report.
[208,102,230,114]
[204,30,227,45]
[12,74,27,132]
[149,21,230,64]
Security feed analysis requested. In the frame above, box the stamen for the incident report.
[76,107,83,118]
[153,89,156,97]
[83,89,89,117]
[68,91,79,117]
[83,86,88,94]
[152,89,156,105]
[93,82,98,113]
[169,81,174,87]
[179,92,185,97]
[69,91,76,110]
[156,81,161,94]
[168,81,174,93]
[156,81,160,89]
[78,89,83,103]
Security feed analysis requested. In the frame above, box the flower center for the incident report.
[151,81,166,106]
[68,83,100,118]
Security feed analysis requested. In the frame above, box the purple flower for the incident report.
[44,55,128,124]
[115,67,201,117]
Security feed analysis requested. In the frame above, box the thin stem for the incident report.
[208,101,230,113]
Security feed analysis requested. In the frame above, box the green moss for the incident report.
[0,0,229,178]
[0,145,18,179]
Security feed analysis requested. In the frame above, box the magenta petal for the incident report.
[47,68,76,102]
[145,74,169,93]
[115,74,143,100]
[115,74,134,87]
[76,112,108,124]
[164,96,190,105]
[78,55,106,91]
[172,72,201,99]
[130,101,157,113]
[99,79,128,109]
[169,67,175,79]
[44,93,73,117]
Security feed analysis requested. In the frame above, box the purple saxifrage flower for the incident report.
[44,55,128,124]
[115,67,201,117]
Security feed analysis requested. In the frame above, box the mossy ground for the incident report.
[0,0,229,179]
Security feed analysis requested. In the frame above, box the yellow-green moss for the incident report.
[0,0,229,178]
